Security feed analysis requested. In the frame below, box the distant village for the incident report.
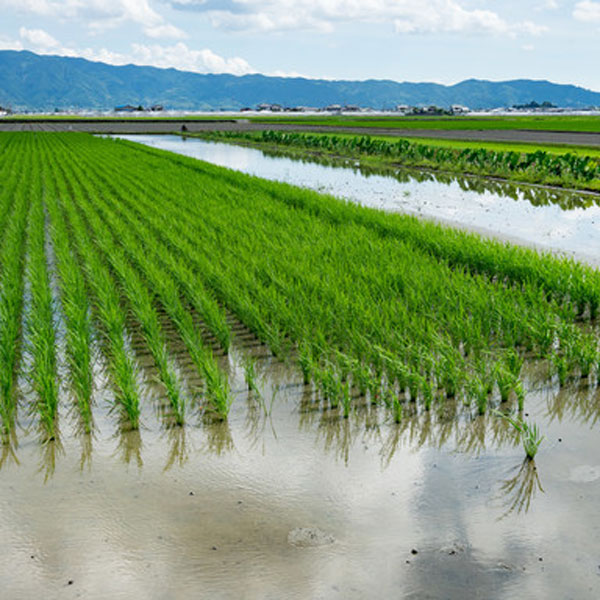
[241,103,471,115]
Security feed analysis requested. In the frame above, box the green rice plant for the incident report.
[341,380,351,419]
[23,131,600,433]
[25,197,59,441]
[495,365,517,403]
[494,410,544,460]
[49,181,141,429]
[242,355,260,394]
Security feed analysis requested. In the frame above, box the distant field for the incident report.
[252,114,600,132]
[320,132,600,158]
[3,113,600,132]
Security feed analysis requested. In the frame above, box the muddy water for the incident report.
[2,332,600,599]
[116,134,600,267]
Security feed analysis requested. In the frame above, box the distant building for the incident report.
[324,104,342,113]
[450,104,470,115]
[114,105,138,112]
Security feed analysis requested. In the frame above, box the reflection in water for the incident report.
[227,141,600,212]
[38,437,64,482]
[0,434,19,470]
[114,427,143,468]
[201,415,234,455]
[498,459,544,518]
[162,425,189,471]
[78,432,93,471]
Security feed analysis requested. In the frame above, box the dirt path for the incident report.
[2,118,600,146]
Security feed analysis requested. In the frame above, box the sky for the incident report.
[0,1,599,90]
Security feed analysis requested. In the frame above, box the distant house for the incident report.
[114,105,138,112]
[451,104,469,115]
[324,104,342,113]
[150,104,164,112]
[343,104,360,112]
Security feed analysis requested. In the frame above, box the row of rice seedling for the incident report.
[129,135,600,320]
[40,146,142,431]
[42,173,94,434]
[200,130,600,191]
[53,134,600,422]
[0,138,33,439]
[3,132,599,441]
[46,136,232,419]
[64,138,232,354]
[24,173,59,441]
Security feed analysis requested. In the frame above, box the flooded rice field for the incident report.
[2,134,600,599]
[2,326,600,599]
[118,134,600,267]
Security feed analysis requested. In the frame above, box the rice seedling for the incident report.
[1,131,596,437]
[25,195,59,441]
[494,410,544,460]
[242,355,260,394]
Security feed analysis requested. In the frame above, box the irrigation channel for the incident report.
[118,134,600,267]
[1,132,599,599]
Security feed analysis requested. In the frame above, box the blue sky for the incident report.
[1,1,599,90]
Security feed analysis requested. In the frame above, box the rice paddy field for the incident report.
[1,131,600,598]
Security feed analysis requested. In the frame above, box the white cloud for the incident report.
[0,0,184,37]
[130,42,254,74]
[0,34,24,50]
[144,24,188,39]
[172,0,546,36]
[573,1,600,21]
[19,26,60,49]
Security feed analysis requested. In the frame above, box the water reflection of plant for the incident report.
[498,459,544,518]
[213,130,600,194]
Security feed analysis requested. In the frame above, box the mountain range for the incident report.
[1,50,600,111]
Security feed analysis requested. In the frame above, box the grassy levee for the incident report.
[0,136,33,439]
[24,173,59,441]
[47,135,232,419]
[41,133,598,417]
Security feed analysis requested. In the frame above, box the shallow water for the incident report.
[115,134,600,267]
[2,333,600,599]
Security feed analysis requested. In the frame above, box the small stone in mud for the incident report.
[559,438,562,442]
[189,491,194,496]
[287,527,335,547]
[211,546,218,551]
[538,557,543,562]
[411,549,418,555]
[68,580,74,586]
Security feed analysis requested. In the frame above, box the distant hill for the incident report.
[1,50,600,111]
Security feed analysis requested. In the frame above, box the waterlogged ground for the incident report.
[1,334,600,599]
[117,134,600,267]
